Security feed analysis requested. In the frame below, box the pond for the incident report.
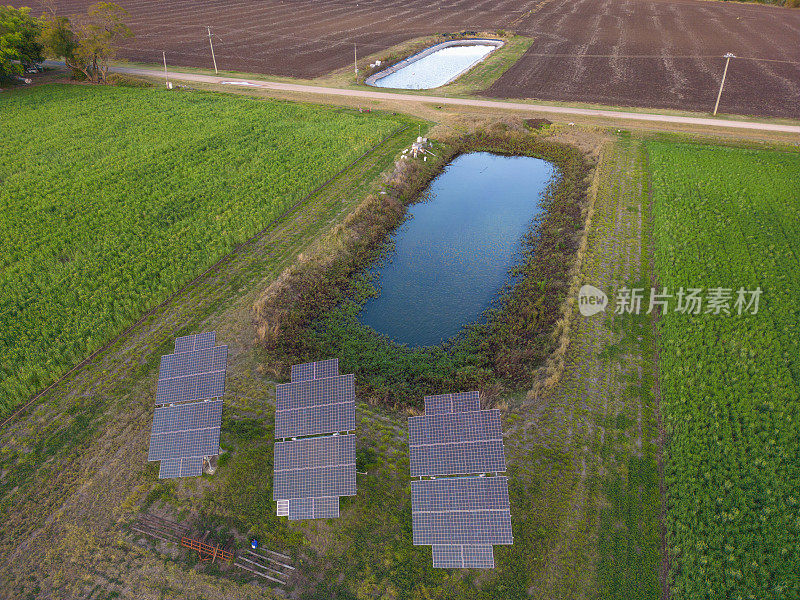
[358,152,556,347]
[367,40,501,89]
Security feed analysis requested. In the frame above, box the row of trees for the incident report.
[0,2,131,83]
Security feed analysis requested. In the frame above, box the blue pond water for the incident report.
[358,152,555,347]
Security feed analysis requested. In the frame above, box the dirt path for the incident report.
[504,136,662,599]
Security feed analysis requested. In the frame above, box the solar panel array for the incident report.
[274,359,357,520]
[156,345,227,405]
[148,332,228,479]
[409,391,513,569]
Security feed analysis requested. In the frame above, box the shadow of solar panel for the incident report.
[463,545,494,568]
[291,358,340,382]
[159,459,181,478]
[288,498,313,520]
[313,496,340,518]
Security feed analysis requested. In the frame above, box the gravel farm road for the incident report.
[61,62,800,136]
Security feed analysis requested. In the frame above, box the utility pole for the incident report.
[713,52,736,116]
[354,43,358,78]
[208,26,218,74]
[163,51,170,88]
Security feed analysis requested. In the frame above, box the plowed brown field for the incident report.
[36,0,800,117]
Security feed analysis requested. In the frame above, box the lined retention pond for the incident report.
[367,40,502,89]
[358,152,556,347]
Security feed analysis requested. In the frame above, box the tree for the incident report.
[0,5,43,80]
[40,2,132,83]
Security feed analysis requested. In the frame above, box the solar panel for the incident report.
[273,435,356,500]
[313,496,340,518]
[424,391,480,415]
[274,360,357,520]
[159,459,181,479]
[152,399,223,434]
[275,374,355,438]
[431,545,495,569]
[409,391,512,568]
[288,498,313,520]
[276,374,354,411]
[148,400,223,462]
[411,504,513,545]
[291,358,339,382]
[156,346,227,405]
[158,456,205,479]
[174,332,216,354]
[463,545,495,568]
[408,411,506,476]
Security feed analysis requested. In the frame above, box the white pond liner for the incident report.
[366,39,504,90]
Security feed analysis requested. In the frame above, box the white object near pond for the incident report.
[366,39,503,90]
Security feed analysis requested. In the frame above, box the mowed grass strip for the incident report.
[0,84,408,417]
[648,142,800,599]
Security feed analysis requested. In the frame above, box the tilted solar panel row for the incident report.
[159,346,227,380]
[275,401,356,439]
[149,426,220,462]
[274,434,355,471]
[273,464,356,500]
[151,399,223,434]
[276,374,355,411]
[410,476,510,512]
[408,410,502,447]
[410,439,506,477]
[412,509,513,546]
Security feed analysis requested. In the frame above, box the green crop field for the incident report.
[0,84,408,417]
[648,142,800,599]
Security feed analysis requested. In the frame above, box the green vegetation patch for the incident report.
[648,141,800,599]
[0,84,409,417]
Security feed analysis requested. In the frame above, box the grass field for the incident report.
[0,84,409,417]
[648,142,800,599]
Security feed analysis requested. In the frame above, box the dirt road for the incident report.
[107,63,800,135]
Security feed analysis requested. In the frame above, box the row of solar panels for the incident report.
[272,359,357,522]
[409,391,513,569]
[147,344,512,569]
[148,333,228,479]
